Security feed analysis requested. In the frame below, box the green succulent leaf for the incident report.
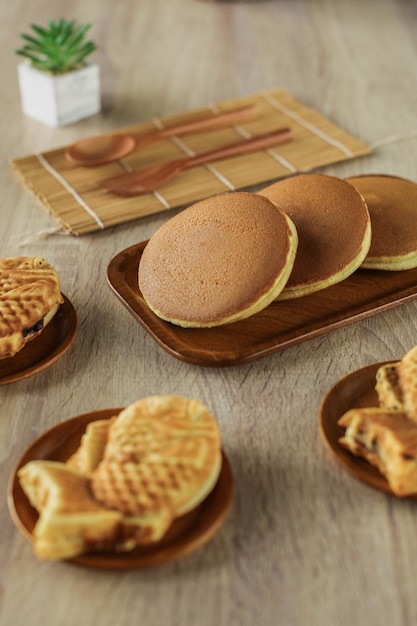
[15,19,97,74]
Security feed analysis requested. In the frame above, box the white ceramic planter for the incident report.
[17,62,101,127]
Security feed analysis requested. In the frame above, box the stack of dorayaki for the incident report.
[138,173,417,328]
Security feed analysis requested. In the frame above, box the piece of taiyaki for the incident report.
[0,256,64,359]
[67,418,114,476]
[375,362,403,411]
[91,396,222,544]
[338,407,417,496]
[18,460,123,560]
[398,345,417,421]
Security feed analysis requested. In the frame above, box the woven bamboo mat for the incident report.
[11,89,371,236]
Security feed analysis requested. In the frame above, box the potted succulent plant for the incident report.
[16,19,101,127]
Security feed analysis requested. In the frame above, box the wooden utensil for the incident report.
[99,127,293,196]
[65,105,258,166]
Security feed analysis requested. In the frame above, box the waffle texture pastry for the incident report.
[18,460,123,560]
[398,345,417,421]
[375,362,403,411]
[338,344,417,496]
[138,192,298,327]
[375,346,417,420]
[338,408,417,496]
[346,175,417,270]
[0,256,63,358]
[91,396,222,544]
[67,418,114,476]
[18,396,224,559]
[258,174,371,299]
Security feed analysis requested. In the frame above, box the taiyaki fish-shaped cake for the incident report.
[337,345,417,496]
[398,345,417,421]
[91,396,222,545]
[0,256,63,359]
[338,407,417,496]
[375,362,403,411]
[18,460,123,560]
[375,346,417,420]
[67,418,114,476]
[17,397,223,559]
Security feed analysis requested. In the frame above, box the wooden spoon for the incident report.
[65,105,257,167]
[99,127,293,197]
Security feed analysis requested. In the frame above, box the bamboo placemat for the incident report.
[11,89,371,236]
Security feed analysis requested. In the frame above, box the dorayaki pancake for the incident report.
[0,256,63,359]
[259,174,371,299]
[91,396,222,544]
[138,192,298,327]
[18,460,123,560]
[398,345,417,421]
[346,175,417,270]
[375,362,403,411]
[338,407,417,496]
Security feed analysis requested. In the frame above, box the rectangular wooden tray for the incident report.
[107,242,417,367]
[11,89,371,235]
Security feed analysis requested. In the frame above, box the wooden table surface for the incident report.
[2,1,417,625]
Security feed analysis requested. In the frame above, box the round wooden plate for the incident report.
[7,408,234,569]
[318,360,417,498]
[0,295,77,385]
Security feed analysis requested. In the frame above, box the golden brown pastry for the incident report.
[66,418,114,476]
[338,407,417,496]
[18,460,123,560]
[346,174,417,270]
[398,345,417,421]
[0,256,63,359]
[374,346,417,421]
[258,174,371,299]
[375,362,403,411]
[138,192,298,327]
[91,396,222,544]
[18,396,225,559]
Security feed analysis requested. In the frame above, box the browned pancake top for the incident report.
[346,175,417,258]
[138,192,294,325]
[259,174,370,289]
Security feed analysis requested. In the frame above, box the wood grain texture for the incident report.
[1,0,417,625]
